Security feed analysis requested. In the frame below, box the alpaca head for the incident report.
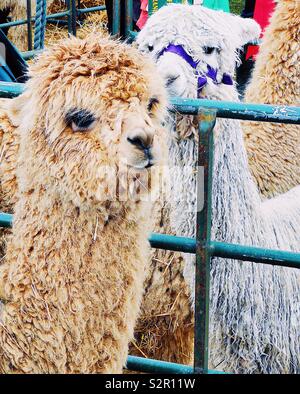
[16,34,167,207]
[137,4,261,100]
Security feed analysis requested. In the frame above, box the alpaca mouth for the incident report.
[131,158,154,170]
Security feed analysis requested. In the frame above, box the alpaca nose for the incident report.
[127,130,154,151]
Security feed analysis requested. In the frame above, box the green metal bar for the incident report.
[0,82,298,124]
[0,213,13,228]
[194,109,216,374]
[70,0,77,36]
[76,6,106,15]
[26,0,33,51]
[0,82,24,98]
[0,11,69,29]
[210,241,300,269]
[42,11,70,19]
[0,7,105,30]
[170,98,300,124]
[1,212,298,267]
[126,355,226,374]
[66,0,77,36]
[149,233,196,253]
[21,49,42,61]
[125,0,133,38]
[126,355,193,374]
[112,0,120,36]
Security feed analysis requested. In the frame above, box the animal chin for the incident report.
[130,160,153,170]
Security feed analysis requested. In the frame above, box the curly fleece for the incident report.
[0,34,167,373]
[243,0,300,197]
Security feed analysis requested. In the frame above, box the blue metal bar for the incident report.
[210,241,300,269]
[77,6,106,15]
[0,8,105,30]
[0,11,70,29]
[26,0,33,51]
[21,49,42,60]
[0,82,24,98]
[125,0,133,38]
[0,82,298,124]
[70,0,77,36]
[1,212,298,268]
[194,109,216,374]
[126,355,226,374]
[170,98,300,124]
[0,213,13,228]
[149,233,196,253]
[112,0,120,36]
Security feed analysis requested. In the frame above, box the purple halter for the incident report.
[158,44,233,98]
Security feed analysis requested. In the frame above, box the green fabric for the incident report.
[202,0,230,12]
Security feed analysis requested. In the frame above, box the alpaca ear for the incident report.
[229,15,261,48]
[5,92,29,127]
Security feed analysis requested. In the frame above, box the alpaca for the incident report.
[131,3,262,365]
[0,33,167,373]
[0,99,18,258]
[135,4,300,373]
[243,0,300,197]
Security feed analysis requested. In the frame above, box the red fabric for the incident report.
[137,0,148,29]
[246,0,276,60]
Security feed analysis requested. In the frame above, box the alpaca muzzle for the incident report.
[127,132,155,169]
[158,44,233,97]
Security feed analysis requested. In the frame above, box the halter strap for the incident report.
[158,44,233,97]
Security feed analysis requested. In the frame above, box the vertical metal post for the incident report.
[194,109,216,374]
[26,0,32,51]
[124,0,133,38]
[68,0,77,36]
[112,0,120,36]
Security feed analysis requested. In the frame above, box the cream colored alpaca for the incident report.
[243,0,300,197]
[0,34,167,373]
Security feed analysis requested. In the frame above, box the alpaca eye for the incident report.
[65,108,96,132]
[166,75,179,87]
[148,97,159,113]
[148,44,154,52]
[203,46,216,55]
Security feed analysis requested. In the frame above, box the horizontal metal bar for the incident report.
[0,82,298,124]
[126,355,226,374]
[77,6,106,15]
[0,5,105,30]
[0,213,299,267]
[0,82,24,98]
[0,11,70,29]
[170,98,300,124]
[21,49,42,60]
[149,233,196,253]
[46,18,69,26]
[210,241,300,269]
[0,212,13,228]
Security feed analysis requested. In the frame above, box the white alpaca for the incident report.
[137,4,300,373]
